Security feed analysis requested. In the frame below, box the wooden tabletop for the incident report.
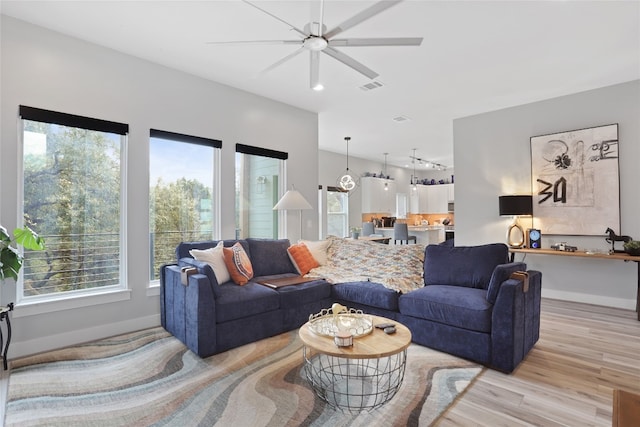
[299,315,411,359]
[510,248,640,262]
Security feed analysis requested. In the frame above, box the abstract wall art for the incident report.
[530,124,620,235]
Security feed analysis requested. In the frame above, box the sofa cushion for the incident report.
[223,242,254,285]
[287,242,319,275]
[300,239,331,265]
[214,282,280,323]
[189,241,230,284]
[399,285,493,333]
[331,281,400,311]
[486,262,527,304]
[423,243,509,289]
[272,277,331,309]
[176,240,250,260]
[247,238,296,277]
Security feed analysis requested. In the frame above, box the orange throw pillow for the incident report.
[287,242,319,275]
[223,242,254,285]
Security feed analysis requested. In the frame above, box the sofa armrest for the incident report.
[486,262,527,304]
[161,264,218,357]
[179,257,220,287]
[490,270,542,373]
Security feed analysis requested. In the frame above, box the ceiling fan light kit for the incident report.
[211,0,423,90]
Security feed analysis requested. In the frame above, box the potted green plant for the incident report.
[1,225,45,281]
[350,227,361,240]
[623,240,640,256]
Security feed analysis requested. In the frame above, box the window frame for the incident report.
[148,129,222,285]
[16,106,130,314]
[235,144,288,240]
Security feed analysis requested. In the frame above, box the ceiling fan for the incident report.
[208,0,423,90]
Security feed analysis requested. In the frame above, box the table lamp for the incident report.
[499,195,533,248]
[273,185,312,240]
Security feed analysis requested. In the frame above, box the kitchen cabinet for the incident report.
[361,176,396,213]
[409,184,453,213]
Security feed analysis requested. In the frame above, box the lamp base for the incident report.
[506,218,525,248]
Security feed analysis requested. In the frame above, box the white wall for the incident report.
[453,80,640,310]
[0,16,318,357]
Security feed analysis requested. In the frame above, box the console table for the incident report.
[509,248,640,320]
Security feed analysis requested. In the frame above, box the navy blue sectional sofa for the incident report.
[161,238,541,373]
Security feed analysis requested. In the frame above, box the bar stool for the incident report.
[393,223,416,244]
[362,222,375,237]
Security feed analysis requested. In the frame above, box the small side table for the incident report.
[0,303,14,370]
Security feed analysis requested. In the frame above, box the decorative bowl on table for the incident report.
[307,304,373,338]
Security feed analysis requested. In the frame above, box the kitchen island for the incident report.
[375,226,445,245]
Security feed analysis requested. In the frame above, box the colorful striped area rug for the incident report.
[5,327,482,426]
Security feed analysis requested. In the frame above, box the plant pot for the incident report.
[625,248,640,256]
[351,232,359,240]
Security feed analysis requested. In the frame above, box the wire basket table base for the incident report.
[302,347,407,413]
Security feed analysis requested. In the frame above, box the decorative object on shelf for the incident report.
[498,195,533,248]
[531,124,619,235]
[307,304,373,338]
[605,227,633,254]
[550,242,578,252]
[336,136,359,193]
[623,240,640,256]
[273,185,312,240]
[527,228,542,249]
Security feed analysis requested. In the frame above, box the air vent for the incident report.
[359,81,384,91]
[392,116,411,123]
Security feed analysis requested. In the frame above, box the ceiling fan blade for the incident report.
[329,37,423,47]
[323,47,378,80]
[206,40,302,46]
[241,0,308,38]
[259,47,305,76]
[323,0,403,39]
[310,51,321,90]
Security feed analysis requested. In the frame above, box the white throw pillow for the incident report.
[299,239,330,266]
[189,241,230,284]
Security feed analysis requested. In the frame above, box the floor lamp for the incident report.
[273,185,312,240]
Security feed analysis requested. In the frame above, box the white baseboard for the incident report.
[9,314,161,359]
[542,289,636,311]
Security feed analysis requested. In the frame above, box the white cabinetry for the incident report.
[409,184,453,213]
[361,177,396,214]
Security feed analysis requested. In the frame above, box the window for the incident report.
[19,106,128,300]
[326,187,349,238]
[149,129,221,281]
[235,144,287,239]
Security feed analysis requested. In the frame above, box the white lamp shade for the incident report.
[273,189,312,210]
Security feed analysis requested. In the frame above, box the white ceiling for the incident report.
[2,0,639,169]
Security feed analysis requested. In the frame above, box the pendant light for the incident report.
[337,136,359,192]
[383,153,389,190]
[411,148,418,191]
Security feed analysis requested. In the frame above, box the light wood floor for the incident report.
[439,298,640,426]
[0,299,637,426]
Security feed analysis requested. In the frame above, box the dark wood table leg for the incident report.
[0,303,14,370]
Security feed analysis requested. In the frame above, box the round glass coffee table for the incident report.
[299,314,411,413]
